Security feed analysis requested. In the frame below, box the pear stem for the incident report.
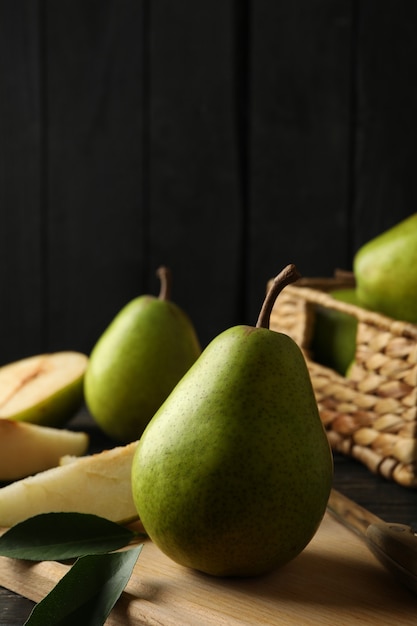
[156,266,172,301]
[256,264,301,329]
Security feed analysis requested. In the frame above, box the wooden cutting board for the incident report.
[0,512,416,625]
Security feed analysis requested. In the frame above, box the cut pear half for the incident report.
[0,441,138,528]
[0,420,89,481]
[0,351,88,427]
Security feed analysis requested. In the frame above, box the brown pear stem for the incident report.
[156,266,172,301]
[256,264,301,329]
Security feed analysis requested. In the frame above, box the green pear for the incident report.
[0,352,88,427]
[131,264,333,577]
[311,288,359,376]
[84,267,201,443]
[354,213,417,323]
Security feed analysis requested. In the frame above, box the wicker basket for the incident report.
[269,274,417,488]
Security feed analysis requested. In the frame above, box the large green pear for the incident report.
[131,265,333,577]
[84,267,201,442]
[354,213,417,323]
[311,288,359,376]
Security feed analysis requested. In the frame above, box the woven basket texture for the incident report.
[269,275,417,488]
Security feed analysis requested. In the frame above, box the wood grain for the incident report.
[147,0,243,347]
[247,0,353,325]
[0,1,44,361]
[0,512,416,625]
[353,1,417,249]
[2,3,417,360]
[44,0,147,355]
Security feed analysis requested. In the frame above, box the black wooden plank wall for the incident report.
[0,0,416,364]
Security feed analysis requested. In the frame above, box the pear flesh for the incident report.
[0,420,88,481]
[85,268,201,443]
[0,442,138,527]
[354,212,417,323]
[0,352,88,427]
[131,316,333,576]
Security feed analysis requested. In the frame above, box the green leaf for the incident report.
[0,512,138,560]
[24,545,143,625]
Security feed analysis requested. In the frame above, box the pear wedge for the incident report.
[0,351,88,427]
[0,420,89,481]
[0,441,138,528]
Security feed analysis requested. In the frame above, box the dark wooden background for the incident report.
[1,1,416,363]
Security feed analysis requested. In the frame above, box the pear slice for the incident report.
[0,420,89,481]
[0,441,138,527]
[0,351,88,427]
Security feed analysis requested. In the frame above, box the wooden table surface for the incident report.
[1,409,417,625]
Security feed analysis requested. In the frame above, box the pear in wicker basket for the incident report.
[311,287,359,376]
[354,212,417,324]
